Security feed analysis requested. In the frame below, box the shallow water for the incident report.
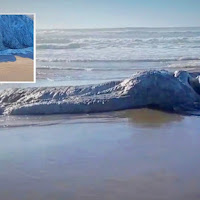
[0,109,200,200]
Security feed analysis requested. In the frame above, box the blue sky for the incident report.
[1,0,200,29]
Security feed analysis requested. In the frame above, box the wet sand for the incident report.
[0,56,34,82]
[0,109,200,200]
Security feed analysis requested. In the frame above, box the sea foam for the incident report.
[0,70,200,115]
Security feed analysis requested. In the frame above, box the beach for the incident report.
[0,27,199,199]
[0,56,34,82]
[0,109,200,200]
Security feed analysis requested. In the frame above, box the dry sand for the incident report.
[0,56,34,82]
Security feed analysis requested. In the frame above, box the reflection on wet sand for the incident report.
[0,108,183,128]
[117,108,183,127]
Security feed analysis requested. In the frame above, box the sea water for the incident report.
[36,27,200,86]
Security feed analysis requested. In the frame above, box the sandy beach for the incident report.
[0,56,34,82]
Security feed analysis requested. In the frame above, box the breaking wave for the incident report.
[37,57,200,63]
[36,37,200,50]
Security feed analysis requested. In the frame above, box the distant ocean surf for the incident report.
[36,27,200,86]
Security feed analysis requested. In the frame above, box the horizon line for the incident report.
[37,26,200,30]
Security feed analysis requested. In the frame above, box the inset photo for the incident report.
[0,14,35,82]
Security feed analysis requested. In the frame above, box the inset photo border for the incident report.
[0,13,36,83]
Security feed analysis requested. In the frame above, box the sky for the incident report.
[0,0,200,29]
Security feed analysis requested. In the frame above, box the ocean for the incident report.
[35,27,200,86]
